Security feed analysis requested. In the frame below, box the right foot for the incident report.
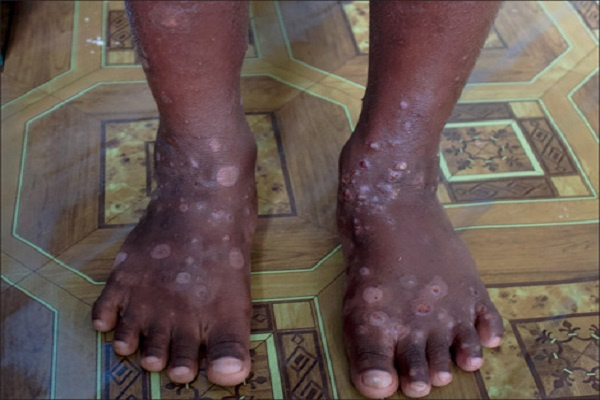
[92,118,257,386]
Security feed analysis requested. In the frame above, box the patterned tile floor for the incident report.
[1,1,598,399]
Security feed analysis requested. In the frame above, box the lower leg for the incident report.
[339,2,503,398]
[92,1,256,386]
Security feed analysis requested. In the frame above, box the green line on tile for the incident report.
[567,67,599,143]
[467,1,573,87]
[1,1,80,110]
[567,1,599,45]
[314,297,339,399]
[249,3,262,60]
[454,219,599,231]
[538,98,598,198]
[242,72,355,129]
[101,0,108,68]
[96,331,102,400]
[251,244,341,275]
[253,295,315,303]
[440,119,545,182]
[274,2,366,91]
[263,333,284,400]
[150,372,162,399]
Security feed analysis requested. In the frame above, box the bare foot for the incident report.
[338,138,504,398]
[92,120,257,386]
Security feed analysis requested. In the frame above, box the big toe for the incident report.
[206,320,251,386]
[350,349,398,398]
[91,285,123,332]
[208,356,248,386]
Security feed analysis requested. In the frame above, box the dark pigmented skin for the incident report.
[91,0,505,397]
[92,1,257,387]
[338,1,504,398]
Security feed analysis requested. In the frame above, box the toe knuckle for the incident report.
[428,342,449,358]
[402,346,426,365]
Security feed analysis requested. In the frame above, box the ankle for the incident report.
[153,121,257,192]
[339,135,439,202]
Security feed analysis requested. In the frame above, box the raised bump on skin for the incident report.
[400,274,418,289]
[208,138,221,152]
[176,272,191,284]
[185,256,194,265]
[357,325,369,335]
[359,267,370,276]
[195,285,208,300]
[362,286,383,304]
[179,203,189,212]
[428,276,448,297]
[413,330,426,343]
[415,303,432,315]
[216,165,239,187]
[114,252,128,267]
[151,244,171,259]
[229,248,244,269]
[368,311,389,327]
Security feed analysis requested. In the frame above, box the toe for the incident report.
[113,315,141,356]
[168,327,201,383]
[140,324,171,372]
[351,352,398,399]
[206,321,251,386]
[454,325,483,372]
[346,326,398,399]
[397,339,431,398]
[476,304,504,348]
[91,284,124,332]
[426,334,452,387]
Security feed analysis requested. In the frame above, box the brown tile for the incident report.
[1,284,55,399]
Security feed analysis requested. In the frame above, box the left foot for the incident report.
[338,136,504,399]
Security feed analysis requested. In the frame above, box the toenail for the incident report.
[409,382,428,392]
[361,370,393,388]
[113,340,130,352]
[171,366,191,377]
[142,356,162,368]
[437,372,452,384]
[211,357,243,374]
[468,357,483,369]
[487,336,502,347]
[93,319,108,331]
